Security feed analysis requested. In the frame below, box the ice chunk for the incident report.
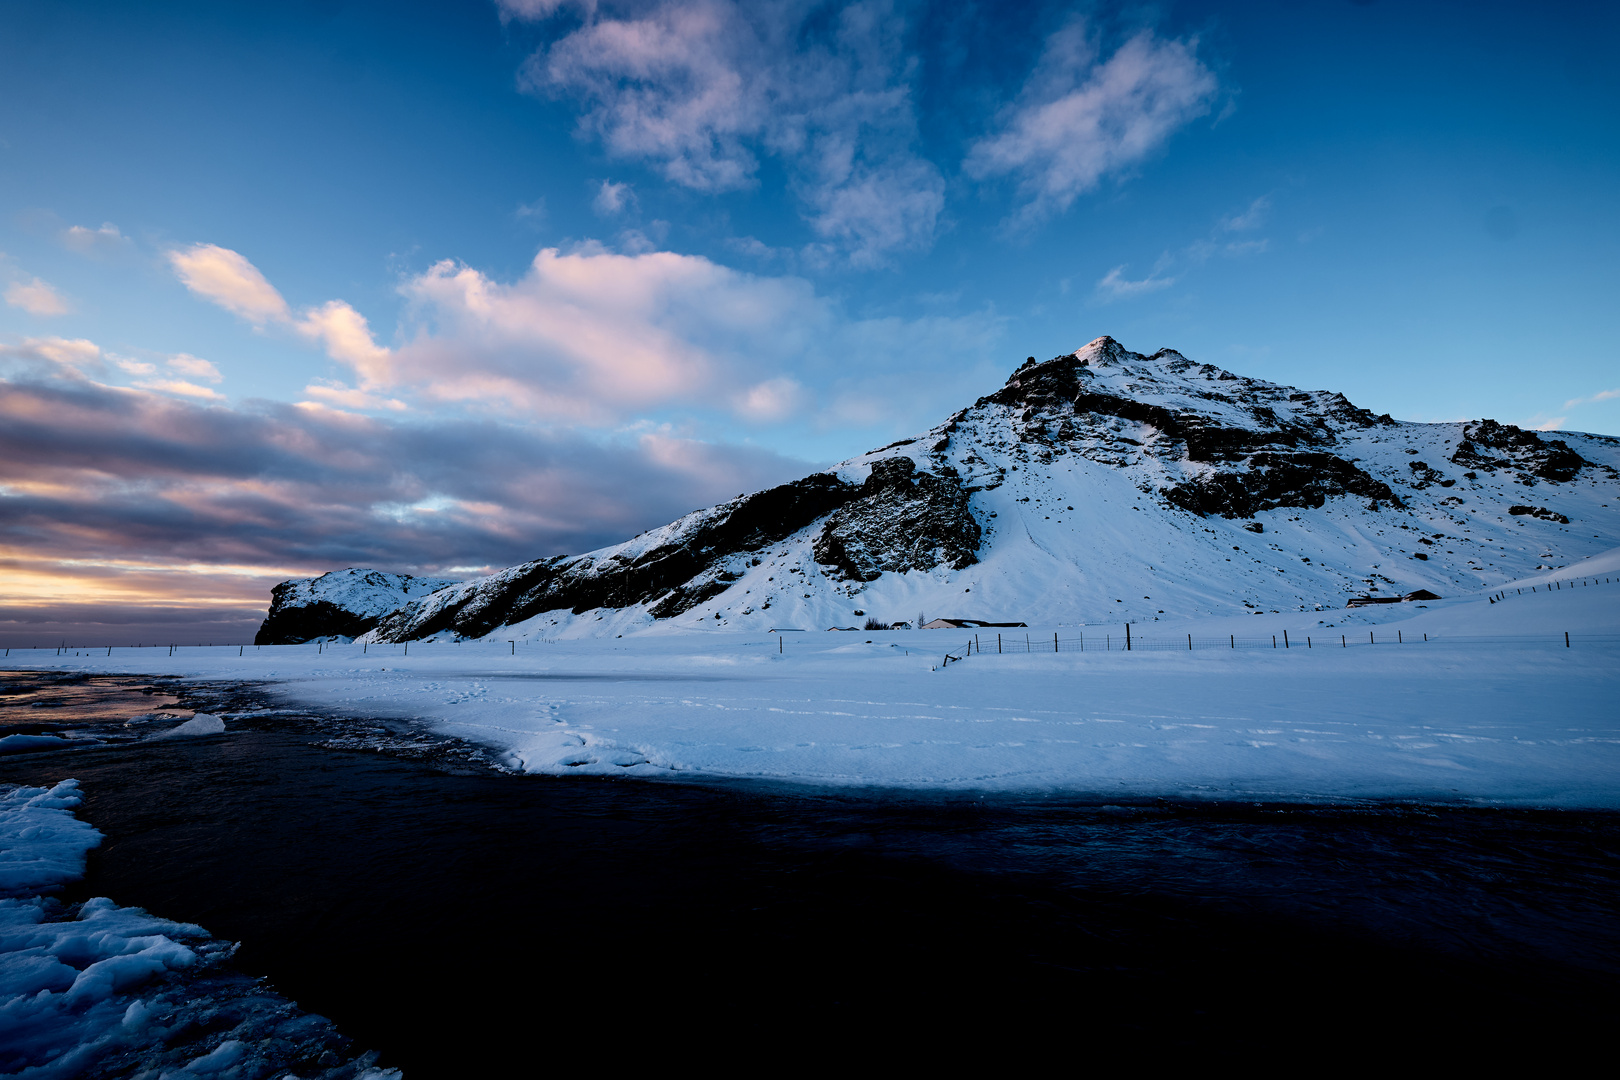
[155,713,226,738]
[0,780,101,897]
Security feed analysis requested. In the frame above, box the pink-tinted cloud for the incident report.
[5,277,71,316]
[167,243,291,324]
[0,366,813,645]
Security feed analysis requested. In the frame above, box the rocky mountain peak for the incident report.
[257,338,1620,644]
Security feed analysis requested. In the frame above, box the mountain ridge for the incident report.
[256,337,1620,643]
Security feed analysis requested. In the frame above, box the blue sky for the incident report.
[2,0,1617,642]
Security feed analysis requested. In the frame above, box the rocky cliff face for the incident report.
[258,337,1620,642]
[255,569,457,644]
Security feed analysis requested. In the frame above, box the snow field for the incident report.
[10,557,1619,807]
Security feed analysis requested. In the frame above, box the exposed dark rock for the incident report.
[1508,505,1570,524]
[1160,452,1401,518]
[812,457,982,582]
[256,569,456,645]
[368,474,863,640]
[1407,461,1446,488]
[1451,420,1587,481]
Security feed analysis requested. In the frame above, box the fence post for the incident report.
[1188,634,1192,651]
[1398,631,1402,643]
[1054,632,1058,653]
[1125,624,1131,651]
[1272,635,1276,649]
[1230,634,1234,649]
[1370,631,1374,645]
[998,634,1002,654]
[1284,630,1289,649]
[1342,635,1345,648]
[1307,636,1311,648]
[1566,631,1570,648]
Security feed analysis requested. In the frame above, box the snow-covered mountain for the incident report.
[262,338,1620,643]
[256,568,458,644]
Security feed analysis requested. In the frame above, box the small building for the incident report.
[1345,590,1441,608]
[921,618,1029,629]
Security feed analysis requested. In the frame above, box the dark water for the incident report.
[4,671,1619,1073]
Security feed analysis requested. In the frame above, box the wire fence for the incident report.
[5,570,1614,661]
[939,627,1618,661]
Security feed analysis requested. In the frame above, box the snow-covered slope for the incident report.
[355,337,1619,642]
[256,568,457,645]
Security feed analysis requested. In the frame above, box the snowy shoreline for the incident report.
[7,555,1619,810]
[0,781,402,1079]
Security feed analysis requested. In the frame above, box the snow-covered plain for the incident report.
[11,550,1620,808]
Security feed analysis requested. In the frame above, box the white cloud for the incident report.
[296,300,391,376]
[965,22,1218,227]
[300,379,407,412]
[61,222,129,255]
[0,336,102,372]
[518,0,943,264]
[167,243,291,324]
[592,179,637,216]
[733,376,804,422]
[291,243,1002,432]
[1093,264,1175,302]
[114,358,158,377]
[5,277,71,316]
[166,243,393,378]
[134,378,226,401]
[167,354,222,383]
[1532,417,1567,432]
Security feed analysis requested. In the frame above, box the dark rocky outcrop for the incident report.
[1508,505,1570,524]
[368,473,863,640]
[1159,453,1400,519]
[256,569,456,644]
[812,458,981,582]
[1451,420,1587,482]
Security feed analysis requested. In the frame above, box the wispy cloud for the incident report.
[965,21,1219,229]
[1219,194,1271,232]
[166,243,395,397]
[592,179,637,216]
[166,354,222,383]
[161,238,1002,432]
[375,244,1000,425]
[167,243,291,324]
[1096,193,1276,302]
[1093,263,1175,303]
[60,222,130,256]
[4,277,71,316]
[514,0,943,265]
[1563,387,1620,410]
[0,336,103,373]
